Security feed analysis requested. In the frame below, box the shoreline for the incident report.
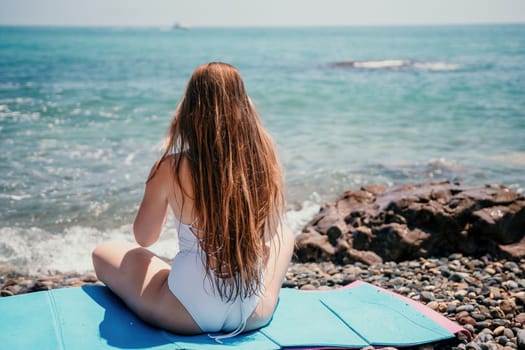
[1,181,523,274]
[2,254,524,350]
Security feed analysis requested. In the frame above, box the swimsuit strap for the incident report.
[175,216,201,252]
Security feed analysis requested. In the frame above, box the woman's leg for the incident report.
[92,241,201,335]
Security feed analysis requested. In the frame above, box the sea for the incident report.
[1,25,524,274]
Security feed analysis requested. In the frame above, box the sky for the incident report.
[1,0,525,27]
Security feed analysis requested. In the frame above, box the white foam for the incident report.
[336,60,460,71]
[87,201,110,217]
[353,60,408,69]
[0,220,180,275]
[125,153,135,165]
[285,193,321,235]
[99,110,116,119]
[71,108,82,115]
[426,158,464,172]
[509,184,524,195]
[0,110,40,122]
[412,61,461,71]
[0,193,31,201]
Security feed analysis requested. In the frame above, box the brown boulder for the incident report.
[294,181,525,265]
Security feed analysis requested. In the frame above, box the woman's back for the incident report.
[159,62,286,302]
[93,62,294,337]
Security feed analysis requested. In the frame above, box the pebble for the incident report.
[448,302,458,313]
[514,292,525,305]
[515,313,525,325]
[475,321,492,330]
[476,331,493,342]
[472,312,487,321]
[1,255,524,350]
[457,304,475,312]
[517,329,525,350]
[466,342,482,350]
[499,335,509,345]
[299,283,316,290]
[503,328,514,338]
[501,300,516,314]
[421,291,436,302]
[494,326,506,336]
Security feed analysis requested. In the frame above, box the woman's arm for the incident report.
[133,160,171,247]
[246,223,295,330]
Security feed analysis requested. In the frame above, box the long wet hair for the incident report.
[159,62,285,300]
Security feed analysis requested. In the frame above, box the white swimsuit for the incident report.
[167,218,261,340]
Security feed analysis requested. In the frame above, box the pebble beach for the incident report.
[2,254,524,350]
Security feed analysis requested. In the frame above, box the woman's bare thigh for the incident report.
[92,241,201,334]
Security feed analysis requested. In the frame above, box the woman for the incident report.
[92,62,295,338]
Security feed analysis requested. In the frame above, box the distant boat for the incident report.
[172,22,189,30]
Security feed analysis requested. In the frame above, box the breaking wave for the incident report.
[330,60,461,71]
[0,199,322,275]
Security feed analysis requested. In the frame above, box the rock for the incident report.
[490,307,506,319]
[437,302,447,313]
[459,315,477,326]
[483,342,499,350]
[455,289,469,300]
[295,230,336,262]
[450,272,469,282]
[427,301,439,310]
[466,342,482,350]
[420,291,436,302]
[503,280,520,291]
[471,312,487,322]
[476,329,494,342]
[0,289,14,297]
[494,326,506,336]
[499,335,509,346]
[517,329,525,350]
[503,327,514,339]
[503,261,521,273]
[475,321,492,330]
[490,287,502,299]
[294,182,525,264]
[299,284,316,291]
[346,249,383,266]
[82,273,98,283]
[515,313,525,325]
[500,299,516,314]
[447,302,458,313]
[281,280,296,288]
[513,292,525,305]
[457,304,475,312]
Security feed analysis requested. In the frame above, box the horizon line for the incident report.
[1,21,525,29]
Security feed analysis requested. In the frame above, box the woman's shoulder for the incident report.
[148,153,188,177]
[156,153,194,197]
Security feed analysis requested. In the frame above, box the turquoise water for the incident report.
[1,25,524,273]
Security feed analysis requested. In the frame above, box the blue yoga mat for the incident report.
[0,282,461,349]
